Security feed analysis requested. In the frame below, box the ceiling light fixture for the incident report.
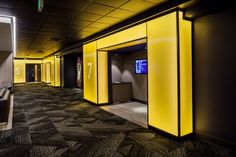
[38,0,44,12]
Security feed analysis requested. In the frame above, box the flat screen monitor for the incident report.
[135,59,147,74]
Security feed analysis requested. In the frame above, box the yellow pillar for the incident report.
[147,11,192,137]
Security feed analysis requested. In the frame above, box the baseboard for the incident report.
[195,132,236,150]
[148,125,194,141]
[53,86,61,88]
[131,98,147,104]
[97,102,111,106]
[84,99,98,105]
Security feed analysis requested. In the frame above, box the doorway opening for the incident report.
[61,52,83,89]
[99,38,148,127]
[26,64,41,83]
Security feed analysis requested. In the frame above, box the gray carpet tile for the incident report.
[0,83,235,157]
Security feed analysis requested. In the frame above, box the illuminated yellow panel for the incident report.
[147,12,178,136]
[54,56,61,87]
[43,56,55,86]
[50,59,55,86]
[42,63,46,82]
[25,59,42,64]
[99,38,146,51]
[98,51,108,104]
[179,11,193,136]
[97,23,146,49]
[35,65,38,81]
[83,41,98,103]
[14,59,26,83]
[45,62,51,84]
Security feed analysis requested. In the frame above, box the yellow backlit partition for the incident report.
[97,23,146,49]
[42,63,46,82]
[25,60,42,64]
[13,57,59,86]
[148,12,178,136]
[14,59,43,83]
[54,56,61,87]
[98,51,108,104]
[82,10,192,137]
[50,58,55,86]
[14,59,26,83]
[42,56,60,87]
[147,11,192,137]
[45,62,51,84]
[179,12,192,136]
[83,41,98,103]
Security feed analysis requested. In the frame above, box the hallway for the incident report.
[0,84,234,157]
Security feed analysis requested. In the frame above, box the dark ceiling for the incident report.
[0,0,169,58]
[1,0,234,58]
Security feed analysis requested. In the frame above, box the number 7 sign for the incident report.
[87,63,92,79]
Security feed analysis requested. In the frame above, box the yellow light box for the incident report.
[54,56,61,87]
[98,51,108,104]
[97,23,146,49]
[14,59,43,83]
[14,59,26,83]
[42,56,60,87]
[147,11,192,137]
[82,10,192,138]
[147,12,178,136]
[179,11,192,136]
[83,41,98,103]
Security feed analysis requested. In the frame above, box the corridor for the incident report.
[0,84,234,156]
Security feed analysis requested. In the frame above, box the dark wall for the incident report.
[193,9,236,145]
[63,53,82,88]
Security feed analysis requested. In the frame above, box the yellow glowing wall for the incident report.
[14,59,26,83]
[42,56,60,87]
[14,59,43,83]
[25,60,42,64]
[45,62,51,83]
[42,63,46,82]
[147,12,178,136]
[54,56,61,87]
[83,41,97,103]
[97,23,146,49]
[98,51,108,104]
[81,11,192,137]
[50,58,55,86]
[179,12,192,136]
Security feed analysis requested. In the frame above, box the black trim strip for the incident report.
[148,125,193,141]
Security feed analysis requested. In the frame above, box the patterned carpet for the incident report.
[0,83,235,157]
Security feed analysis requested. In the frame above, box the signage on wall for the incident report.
[15,67,21,75]
[38,0,44,12]
[87,63,92,79]
[76,57,83,88]
[135,59,147,74]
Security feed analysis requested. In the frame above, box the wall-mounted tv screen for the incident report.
[135,59,147,74]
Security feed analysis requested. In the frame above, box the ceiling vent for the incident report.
[50,37,62,42]
[36,50,44,53]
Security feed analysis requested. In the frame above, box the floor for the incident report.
[100,102,147,128]
[0,83,235,157]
